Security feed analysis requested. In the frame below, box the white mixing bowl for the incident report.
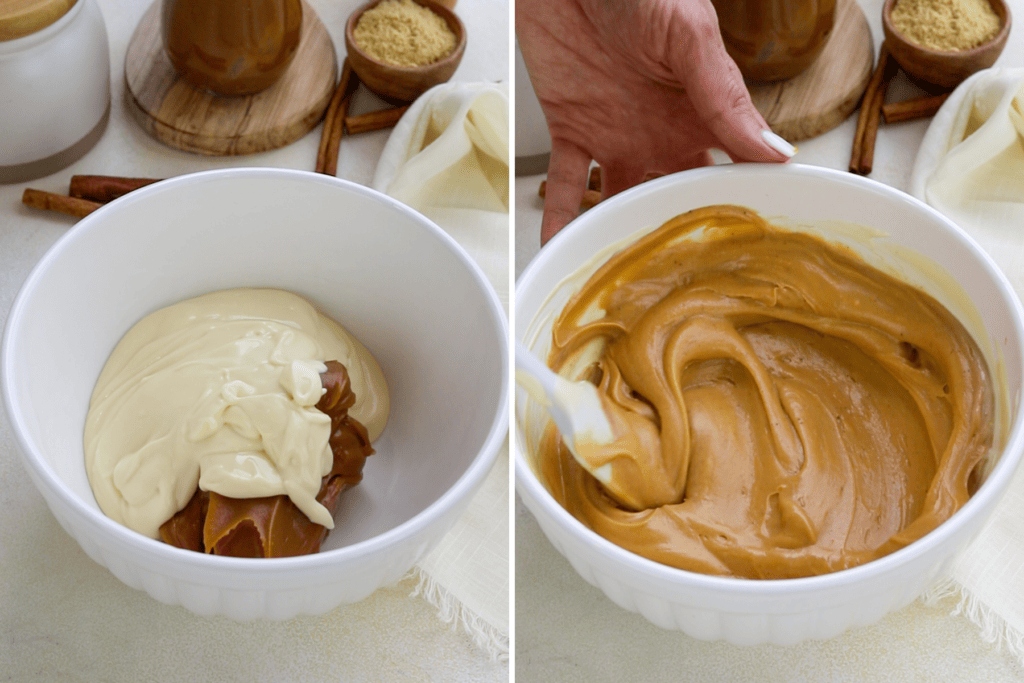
[515,163,1024,645]
[2,168,508,620]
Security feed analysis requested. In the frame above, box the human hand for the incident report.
[516,0,796,244]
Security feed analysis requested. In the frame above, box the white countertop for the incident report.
[0,0,509,680]
[514,0,1024,679]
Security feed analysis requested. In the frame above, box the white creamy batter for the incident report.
[84,288,389,539]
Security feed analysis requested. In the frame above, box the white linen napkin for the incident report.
[372,80,510,660]
[910,66,1024,663]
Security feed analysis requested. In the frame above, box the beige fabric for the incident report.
[910,66,1024,663]
[373,81,510,659]
[912,68,1024,293]
[373,80,509,213]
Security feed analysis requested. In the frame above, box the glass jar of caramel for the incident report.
[711,0,836,82]
[161,0,302,96]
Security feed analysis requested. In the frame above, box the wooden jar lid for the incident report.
[0,0,77,41]
[747,0,874,142]
[125,0,338,156]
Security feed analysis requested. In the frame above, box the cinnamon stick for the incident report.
[586,165,664,192]
[850,45,896,175]
[22,189,103,219]
[882,92,950,124]
[344,105,410,135]
[545,166,664,210]
[315,59,359,176]
[69,175,161,202]
[858,53,899,175]
[538,181,602,210]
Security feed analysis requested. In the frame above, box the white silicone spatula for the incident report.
[515,339,644,509]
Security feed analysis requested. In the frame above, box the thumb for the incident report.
[665,7,796,163]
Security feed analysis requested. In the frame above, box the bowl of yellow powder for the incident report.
[883,0,1011,88]
[345,0,466,102]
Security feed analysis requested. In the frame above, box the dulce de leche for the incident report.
[537,205,994,579]
[710,0,835,82]
[161,0,302,96]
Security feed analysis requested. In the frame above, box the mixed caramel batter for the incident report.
[538,205,994,579]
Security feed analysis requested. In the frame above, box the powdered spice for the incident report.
[890,0,1001,51]
[353,0,457,67]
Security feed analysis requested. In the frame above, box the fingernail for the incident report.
[762,129,797,158]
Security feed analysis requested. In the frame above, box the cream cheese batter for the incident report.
[84,288,389,539]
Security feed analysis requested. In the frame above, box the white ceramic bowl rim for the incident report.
[515,162,1024,596]
[3,167,510,573]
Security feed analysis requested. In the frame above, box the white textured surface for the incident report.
[0,0,509,678]
[0,430,506,681]
[514,0,1024,678]
[516,500,1023,682]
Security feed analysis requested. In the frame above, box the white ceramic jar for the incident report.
[514,39,550,176]
[0,0,111,183]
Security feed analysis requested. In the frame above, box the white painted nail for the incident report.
[762,129,797,157]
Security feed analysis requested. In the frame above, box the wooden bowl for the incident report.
[345,0,466,102]
[882,0,1011,89]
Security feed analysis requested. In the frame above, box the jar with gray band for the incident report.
[0,0,110,183]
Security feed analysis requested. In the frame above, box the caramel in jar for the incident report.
[711,0,835,82]
[161,0,302,96]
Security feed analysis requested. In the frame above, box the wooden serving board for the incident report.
[749,0,874,142]
[124,0,337,156]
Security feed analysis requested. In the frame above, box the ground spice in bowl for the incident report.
[890,0,1001,51]
[353,0,457,67]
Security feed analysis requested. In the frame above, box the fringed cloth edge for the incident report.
[407,566,510,663]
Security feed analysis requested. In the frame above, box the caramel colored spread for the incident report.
[538,205,994,579]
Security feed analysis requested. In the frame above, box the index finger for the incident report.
[540,138,593,245]
[663,5,792,163]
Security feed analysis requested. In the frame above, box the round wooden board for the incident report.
[749,0,874,143]
[124,0,337,156]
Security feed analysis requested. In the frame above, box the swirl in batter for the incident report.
[538,205,994,579]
